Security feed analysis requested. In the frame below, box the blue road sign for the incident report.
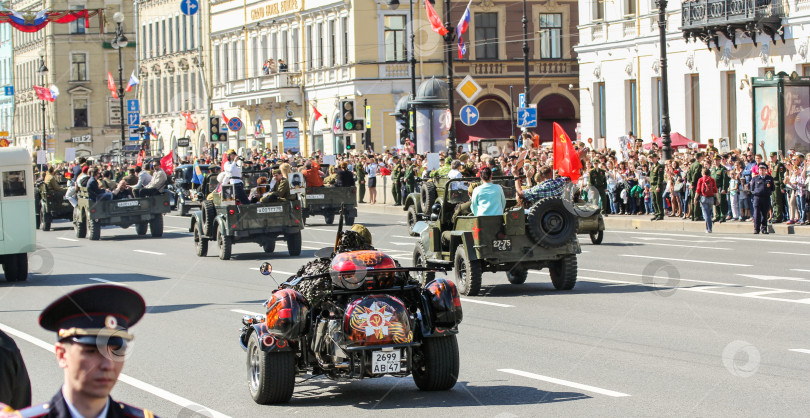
[518,93,526,108]
[4,86,13,96]
[228,117,243,132]
[128,126,140,141]
[127,99,139,112]
[127,112,140,126]
[180,0,199,16]
[517,107,537,128]
[459,104,479,127]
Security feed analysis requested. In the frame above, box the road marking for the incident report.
[640,242,730,250]
[390,242,414,246]
[133,250,164,255]
[247,267,296,276]
[306,228,336,232]
[459,298,513,308]
[231,309,262,316]
[612,230,810,245]
[0,323,231,418]
[57,237,78,242]
[498,369,630,398]
[164,215,189,219]
[392,235,416,239]
[618,254,751,267]
[791,269,810,273]
[737,274,810,283]
[636,237,733,244]
[769,251,810,256]
[740,290,793,297]
[789,349,810,355]
[88,278,129,287]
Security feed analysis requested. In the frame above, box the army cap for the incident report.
[350,224,372,245]
[272,169,282,175]
[770,152,778,157]
[39,285,145,346]
[459,154,469,162]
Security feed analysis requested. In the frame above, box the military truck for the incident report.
[73,188,171,240]
[190,169,304,260]
[412,178,580,296]
[36,180,73,231]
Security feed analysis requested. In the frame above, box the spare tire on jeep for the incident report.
[526,196,577,248]
[420,182,437,210]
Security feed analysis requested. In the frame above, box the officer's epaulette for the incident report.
[9,402,51,418]
[117,402,157,418]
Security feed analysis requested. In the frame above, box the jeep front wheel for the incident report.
[74,209,86,238]
[150,216,164,238]
[217,228,232,260]
[286,232,302,256]
[193,223,208,257]
[549,254,577,290]
[412,244,435,285]
[407,206,418,236]
[453,248,482,296]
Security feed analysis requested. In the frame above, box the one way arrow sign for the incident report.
[181,0,199,16]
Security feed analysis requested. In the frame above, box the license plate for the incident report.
[493,239,512,251]
[371,350,401,374]
[306,194,324,200]
[116,201,139,208]
[256,206,282,214]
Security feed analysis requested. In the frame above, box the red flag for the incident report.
[33,86,54,102]
[182,112,197,131]
[136,149,145,167]
[552,122,582,182]
[311,103,323,121]
[160,151,174,175]
[220,111,230,124]
[107,71,118,99]
[425,0,449,36]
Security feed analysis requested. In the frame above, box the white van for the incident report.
[0,148,35,281]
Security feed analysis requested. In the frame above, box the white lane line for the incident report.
[618,254,751,267]
[390,242,414,246]
[459,298,513,308]
[612,230,810,245]
[499,369,630,398]
[580,269,810,292]
[133,250,164,255]
[769,251,810,256]
[636,237,734,244]
[392,235,416,239]
[0,322,231,418]
[737,274,810,283]
[247,267,297,276]
[789,349,810,355]
[740,290,794,297]
[88,278,129,287]
[231,309,262,316]
[57,237,78,242]
[791,269,810,273]
[640,242,730,250]
[306,228,336,232]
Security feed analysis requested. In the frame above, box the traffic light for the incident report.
[346,137,355,151]
[209,117,221,141]
[340,100,356,131]
[399,128,409,145]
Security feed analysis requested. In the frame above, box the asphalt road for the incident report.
[1,209,809,417]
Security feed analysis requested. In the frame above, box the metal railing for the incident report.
[681,0,784,28]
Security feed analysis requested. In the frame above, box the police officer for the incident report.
[589,162,608,216]
[769,152,787,223]
[649,153,665,221]
[711,155,730,223]
[687,153,705,221]
[391,156,403,206]
[355,157,367,203]
[751,162,775,234]
[7,285,155,418]
[0,330,31,410]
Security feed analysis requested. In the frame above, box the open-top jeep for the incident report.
[35,180,72,231]
[190,169,304,260]
[302,183,357,225]
[73,189,172,240]
[170,164,212,216]
[412,177,580,296]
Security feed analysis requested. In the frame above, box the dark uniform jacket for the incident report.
[588,168,607,190]
[751,175,775,198]
[43,174,62,192]
[710,166,730,192]
[650,163,664,188]
[0,330,31,410]
[15,390,156,418]
[261,178,291,202]
[335,170,355,187]
[687,161,702,187]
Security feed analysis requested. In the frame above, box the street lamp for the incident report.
[387,0,418,150]
[522,0,529,119]
[656,0,672,160]
[442,0,457,159]
[38,48,48,152]
[111,12,128,160]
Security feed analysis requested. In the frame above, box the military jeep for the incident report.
[170,164,212,216]
[73,189,172,240]
[575,203,604,244]
[35,180,73,231]
[412,178,580,296]
[302,185,357,225]
[190,169,304,260]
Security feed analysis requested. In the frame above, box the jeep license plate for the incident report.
[371,350,401,374]
[306,194,324,199]
[116,201,139,208]
[256,206,282,214]
[493,239,512,251]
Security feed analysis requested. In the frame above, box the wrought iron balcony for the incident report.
[681,0,784,48]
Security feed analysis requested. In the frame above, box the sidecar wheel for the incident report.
[413,335,459,391]
[247,333,295,404]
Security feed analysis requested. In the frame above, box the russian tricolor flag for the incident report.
[456,0,472,59]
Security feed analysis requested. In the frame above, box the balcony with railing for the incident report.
[681,0,784,47]
[212,72,302,107]
[455,59,578,77]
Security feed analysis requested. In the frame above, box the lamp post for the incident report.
[37,48,48,153]
[111,12,129,160]
[522,0,529,116]
[443,0,456,159]
[387,0,418,150]
[656,0,672,160]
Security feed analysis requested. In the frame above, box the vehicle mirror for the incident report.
[259,262,272,275]
[430,213,439,222]
[431,203,441,215]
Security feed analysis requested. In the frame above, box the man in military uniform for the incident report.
[355,157,367,203]
[391,156,403,206]
[261,169,291,202]
[589,162,608,216]
[3,285,155,418]
[432,157,453,177]
[751,162,775,234]
[769,152,787,223]
[649,153,665,221]
[711,155,730,223]
[403,158,417,195]
[43,167,63,192]
[687,153,705,221]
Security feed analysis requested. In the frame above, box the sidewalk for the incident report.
[355,202,810,236]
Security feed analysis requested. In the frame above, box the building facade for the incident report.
[10,0,137,160]
[575,0,810,154]
[0,4,13,138]
[137,0,212,159]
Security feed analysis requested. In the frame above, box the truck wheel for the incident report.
[74,209,87,238]
[41,206,52,231]
[589,230,603,245]
[345,215,355,226]
[202,200,216,236]
[262,238,276,254]
[420,182,437,210]
[506,267,528,284]
[526,196,578,248]
[36,212,41,229]
[14,254,27,282]
[286,232,302,256]
[135,222,148,236]
[150,216,164,238]
[549,254,578,290]
[324,213,335,225]
[412,244,435,285]
[413,335,459,391]
[247,333,295,404]
[407,207,418,236]
[217,228,232,260]
[178,200,188,216]
[193,223,208,257]
[453,248,482,296]
[2,256,19,282]
[88,218,101,241]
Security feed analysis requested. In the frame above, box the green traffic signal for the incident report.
[344,121,354,130]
